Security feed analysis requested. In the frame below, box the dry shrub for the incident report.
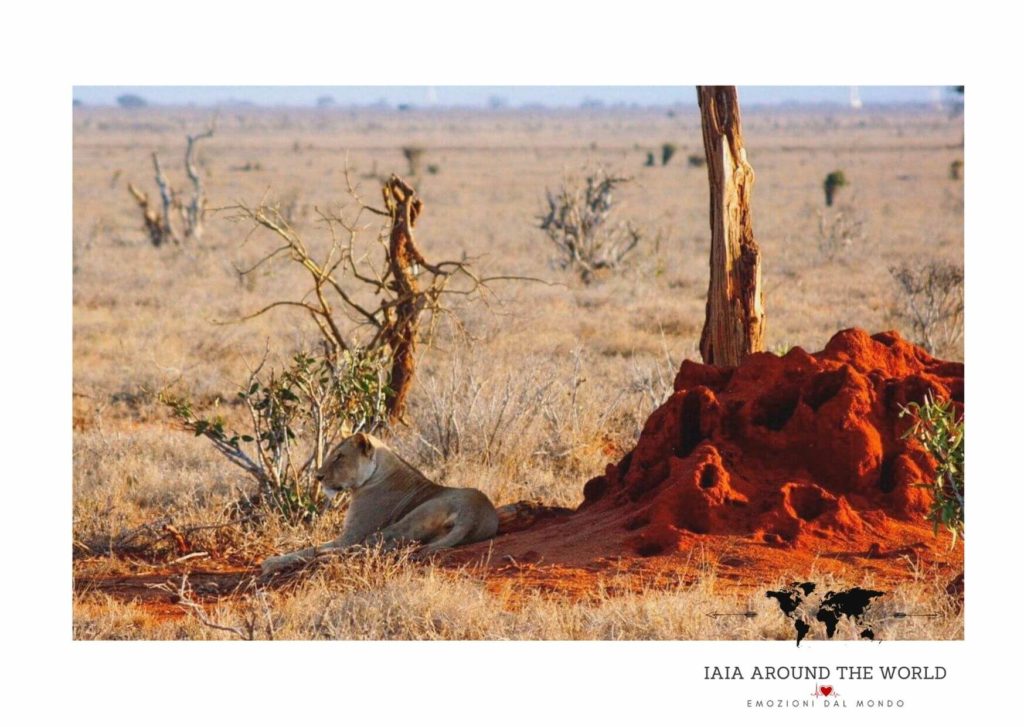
[402,146,425,176]
[889,262,964,358]
[538,167,641,284]
[276,188,311,227]
[627,344,679,423]
[396,347,636,507]
[409,352,558,469]
[816,207,865,260]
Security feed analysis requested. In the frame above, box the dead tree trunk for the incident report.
[381,175,430,424]
[127,183,165,247]
[151,152,180,245]
[128,127,212,247]
[184,127,214,240]
[697,86,765,366]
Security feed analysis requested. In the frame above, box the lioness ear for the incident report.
[354,432,372,455]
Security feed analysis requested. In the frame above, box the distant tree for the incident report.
[661,143,678,166]
[73,98,83,108]
[823,170,847,207]
[316,95,336,108]
[117,94,148,109]
[402,146,425,176]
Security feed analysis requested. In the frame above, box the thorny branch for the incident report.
[152,574,273,640]
[226,171,544,423]
[539,167,641,284]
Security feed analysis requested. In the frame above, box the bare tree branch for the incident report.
[152,152,180,245]
[127,183,165,247]
[128,126,213,246]
[538,167,641,283]
[222,169,549,430]
[184,125,215,240]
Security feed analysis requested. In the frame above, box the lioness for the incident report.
[260,432,499,575]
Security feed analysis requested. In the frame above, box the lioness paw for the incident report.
[260,554,296,576]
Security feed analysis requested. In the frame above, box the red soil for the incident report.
[451,328,964,592]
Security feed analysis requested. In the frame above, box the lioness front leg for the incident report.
[260,547,316,576]
[260,534,361,576]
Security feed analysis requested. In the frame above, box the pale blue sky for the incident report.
[72,85,956,108]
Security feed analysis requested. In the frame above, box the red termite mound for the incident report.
[469,329,963,567]
[580,328,963,556]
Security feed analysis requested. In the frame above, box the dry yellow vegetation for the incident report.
[73,103,963,640]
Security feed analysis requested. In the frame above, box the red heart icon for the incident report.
[820,686,833,696]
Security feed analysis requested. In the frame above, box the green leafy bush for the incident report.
[900,394,964,546]
[660,143,678,166]
[163,349,391,523]
[823,170,848,206]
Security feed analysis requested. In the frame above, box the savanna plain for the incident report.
[73,102,964,639]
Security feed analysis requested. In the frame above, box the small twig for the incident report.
[175,575,251,639]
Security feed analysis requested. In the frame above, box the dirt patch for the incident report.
[73,559,258,620]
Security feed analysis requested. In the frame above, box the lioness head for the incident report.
[316,432,379,500]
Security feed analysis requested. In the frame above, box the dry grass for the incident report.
[72,104,963,639]
[74,545,961,641]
